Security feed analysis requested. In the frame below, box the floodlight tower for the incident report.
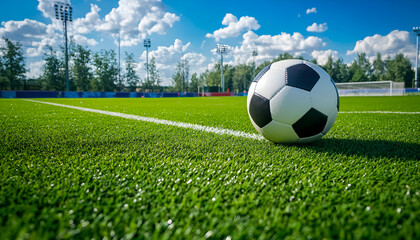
[118,32,121,91]
[217,44,228,92]
[413,27,420,89]
[252,49,258,79]
[144,39,151,90]
[55,2,72,91]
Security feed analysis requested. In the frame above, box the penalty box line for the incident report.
[23,99,266,141]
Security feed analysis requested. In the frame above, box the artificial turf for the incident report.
[0,96,419,239]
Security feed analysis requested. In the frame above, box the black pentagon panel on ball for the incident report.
[249,93,272,128]
[286,64,320,91]
[292,108,327,138]
[331,77,340,111]
[253,64,271,82]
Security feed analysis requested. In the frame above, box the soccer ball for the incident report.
[247,59,339,144]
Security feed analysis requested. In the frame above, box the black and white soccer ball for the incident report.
[247,59,339,144]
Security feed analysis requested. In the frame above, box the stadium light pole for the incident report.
[217,44,228,92]
[252,50,258,79]
[118,32,121,91]
[144,39,151,91]
[413,27,420,89]
[55,2,72,92]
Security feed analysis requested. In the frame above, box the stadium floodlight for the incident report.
[217,44,228,92]
[413,27,420,88]
[144,39,151,91]
[118,32,121,91]
[252,49,258,79]
[55,2,72,92]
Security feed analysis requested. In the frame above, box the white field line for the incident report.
[339,111,420,114]
[23,99,266,141]
[23,100,418,141]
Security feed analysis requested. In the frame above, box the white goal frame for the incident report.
[335,81,404,96]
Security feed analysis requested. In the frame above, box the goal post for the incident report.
[335,81,404,96]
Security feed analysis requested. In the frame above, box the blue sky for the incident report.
[1,0,419,85]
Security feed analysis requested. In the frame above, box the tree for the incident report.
[338,59,350,83]
[189,73,203,93]
[350,53,371,82]
[71,44,93,91]
[0,37,26,90]
[149,56,160,91]
[41,46,64,91]
[143,56,160,92]
[385,53,414,88]
[272,52,296,62]
[171,58,189,92]
[322,56,335,79]
[223,64,234,92]
[232,64,252,92]
[204,63,221,91]
[93,49,118,92]
[171,61,183,92]
[372,53,385,81]
[123,52,139,92]
[0,57,7,90]
[321,56,349,83]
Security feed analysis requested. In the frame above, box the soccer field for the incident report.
[1,96,419,239]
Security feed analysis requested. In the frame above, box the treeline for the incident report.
[0,37,417,92]
[199,52,416,93]
[0,37,161,92]
[41,44,161,92]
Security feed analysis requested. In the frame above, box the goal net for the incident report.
[335,81,404,96]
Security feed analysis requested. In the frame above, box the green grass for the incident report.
[0,96,419,239]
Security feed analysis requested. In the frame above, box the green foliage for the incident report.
[199,51,416,92]
[322,56,350,83]
[93,49,118,92]
[372,53,385,81]
[0,96,419,239]
[188,73,202,93]
[123,52,140,92]
[143,56,160,92]
[0,37,26,90]
[41,46,65,91]
[350,53,371,82]
[171,58,189,92]
[0,37,418,92]
[204,63,221,89]
[385,53,415,87]
[232,64,252,92]
[71,44,93,91]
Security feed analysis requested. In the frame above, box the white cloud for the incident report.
[72,4,101,35]
[2,0,181,81]
[347,30,417,63]
[183,52,207,74]
[72,35,98,46]
[227,30,326,65]
[146,39,190,65]
[35,0,180,48]
[307,23,328,33]
[26,37,57,57]
[0,18,62,57]
[0,19,49,42]
[311,50,339,65]
[37,0,65,20]
[137,39,207,86]
[206,13,260,41]
[26,60,45,78]
[306,8,317,14]
[98,0,180,46]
